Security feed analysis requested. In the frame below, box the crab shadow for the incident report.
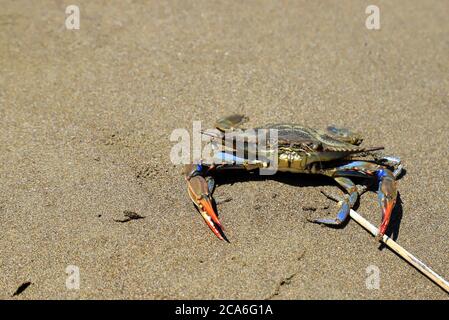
[213,168,406,240]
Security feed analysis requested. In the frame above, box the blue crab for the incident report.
[184,115,402,241]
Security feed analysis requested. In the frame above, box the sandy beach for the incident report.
[1,0,448,299]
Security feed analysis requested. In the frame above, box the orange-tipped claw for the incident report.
[186,175,226,241]
[377,169,398,237]
[378,200,395,237]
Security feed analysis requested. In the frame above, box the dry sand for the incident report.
[0,0,448,299]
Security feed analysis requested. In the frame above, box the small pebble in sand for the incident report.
[302,206,317,212]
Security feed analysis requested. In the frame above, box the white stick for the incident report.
[349,209,449,294]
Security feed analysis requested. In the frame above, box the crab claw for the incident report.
[186,175,225,240]
[377,169,398,238]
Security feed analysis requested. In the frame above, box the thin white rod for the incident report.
[349,209,449,294]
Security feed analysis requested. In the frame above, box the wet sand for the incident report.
[0,0,448,299]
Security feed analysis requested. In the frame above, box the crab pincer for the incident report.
[377,168,398,238]
[185,166,226,241]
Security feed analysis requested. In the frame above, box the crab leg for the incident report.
[311,177,358,226]
[376,168,398,236]
[314,161,398,237]
[376,156,403,178]
[184,164,227,241]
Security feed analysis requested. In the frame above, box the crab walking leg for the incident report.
[312,177,359,225]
